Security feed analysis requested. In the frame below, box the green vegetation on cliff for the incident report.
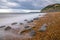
[41,3,60,13]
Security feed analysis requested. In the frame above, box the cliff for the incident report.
[41,3,60,13]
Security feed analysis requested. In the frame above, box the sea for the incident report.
[0,13,46,26]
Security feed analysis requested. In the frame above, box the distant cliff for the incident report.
[41,3,60,13]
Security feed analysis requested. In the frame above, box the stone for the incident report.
[27,21,31,23]
[0,25,5,28]
[20,30,25,35]
[24,26,30,28]
[24,26,32,30]
[27,20,33,23]
[0,38,4,40]
[5,26,11,31]
[20,23,23,25]
[30,20,33,22]
[38,24,47,32]
[39,15,41,16]
[33,17,39,20]
[24,19,28,21]
[29,30,36,36]
[11,22,17,25]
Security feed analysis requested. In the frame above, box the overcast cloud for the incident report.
[0,0,60,10]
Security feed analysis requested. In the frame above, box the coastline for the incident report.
[0,12,60,40]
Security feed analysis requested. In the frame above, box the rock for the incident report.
[30,20,33,22]
[0,38,4,40]
[11,22,17,25]
[19,30,25,35]
[0,25,5,28]
[29,30,36,36]
[24,19,28,21]
[33,17,39,20]
[27,21,31,23]
[38,24,47,32]
[5,26,11,31]
[20,23,23,25]
[24,26,30,28]
[27,20,33,23]
[39,15,41,16]
[24,26,32,30]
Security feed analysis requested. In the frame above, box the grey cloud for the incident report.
[0,0,60,9]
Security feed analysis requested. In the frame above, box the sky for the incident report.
[0,0,60,12]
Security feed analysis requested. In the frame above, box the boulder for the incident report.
[24,26,32,30]
[29,30,36,36]
[20,23,23,25]
[33,17,39,20]
[38,24,47,32]
[27,20,33,23]
[5,26,11,31]
[0,25,5,28]
[11,22,17,25]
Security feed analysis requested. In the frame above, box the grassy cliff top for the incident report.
[41,3,60,13]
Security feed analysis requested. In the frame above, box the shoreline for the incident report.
[0,12,60,40]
